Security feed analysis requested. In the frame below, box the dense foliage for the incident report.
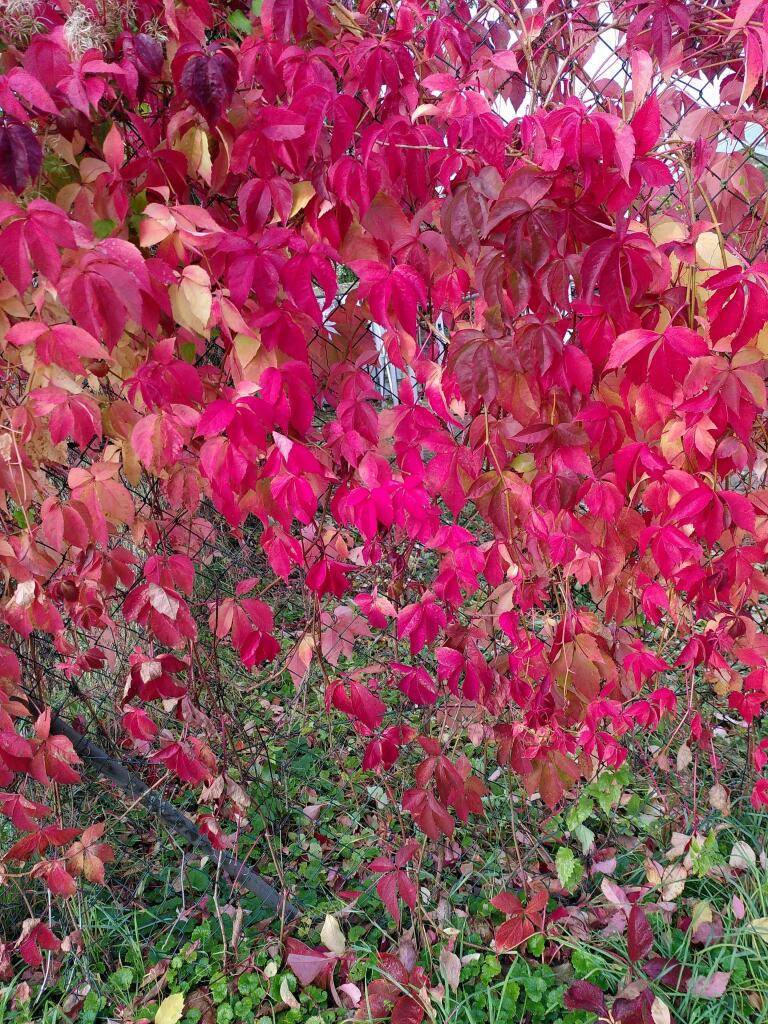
[1,0,768,1015]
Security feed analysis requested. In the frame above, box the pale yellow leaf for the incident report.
[330,3,364,34]
[691,900,713,930]
[321,913,346,956]
[651,996,671,1024]
[233,332,262,378]
[695,230,727,270]
[661,864,687,901]
[708,783,730,815]
[730,842,757,871]
[177,126,212,185]
[279,978,300,1010]
[749,918,768,941]
[147,583,179,620]
[170,265,212,337]
[140,204,177,247]
[412,103,439,120]
[676,743,692,772]
[645,857,686,900]
[155,993,184,1024]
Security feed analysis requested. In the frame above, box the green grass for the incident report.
[2,611,766,1024]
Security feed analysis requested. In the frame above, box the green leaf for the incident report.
[109,966,134,991]
[573,823,595,856]
[555,847,584,890]
[187,866,209,892]
[588,771,622,815]
[93,218,117,239]
[527,933,545,956]
[131,189,149,214]
[229,9,253,33]
[179,341,197,364]
[566,797,593,831]
[13,507,31,528]
[251,0,263,15]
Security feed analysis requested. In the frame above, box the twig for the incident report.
[48,713,301,922]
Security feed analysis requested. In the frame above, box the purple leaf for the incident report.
[132,33,164,78]
[0,119,42,194]
[180,49,238,127]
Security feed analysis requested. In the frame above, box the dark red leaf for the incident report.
[627,905,654,963]
[564,980,608,1015]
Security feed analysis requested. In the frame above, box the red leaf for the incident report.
[495,915,534,951]
[285,939,337,988]
[605,329,656,370]
[376,870,401,924]
[627,905,654,963]
[17,920,60,967]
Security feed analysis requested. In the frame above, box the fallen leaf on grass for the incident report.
[280,978,300,1009]
[651,996,671,1024]
[321,914,346,955]
[688,971,730,998]
[439,948,461,991]
[155,993,184,1024]
[729,842,757,870]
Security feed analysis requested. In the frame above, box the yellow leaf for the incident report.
[155,993,185,1024]
[290,181,315,219]
[177,126,212,185]
[691,900,713,930]
[749,918,768,941]
[233,332,262,377]
[511,453,535,475]
[320,913,346,955]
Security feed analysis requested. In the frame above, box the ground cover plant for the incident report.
[1,0,768,1019]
